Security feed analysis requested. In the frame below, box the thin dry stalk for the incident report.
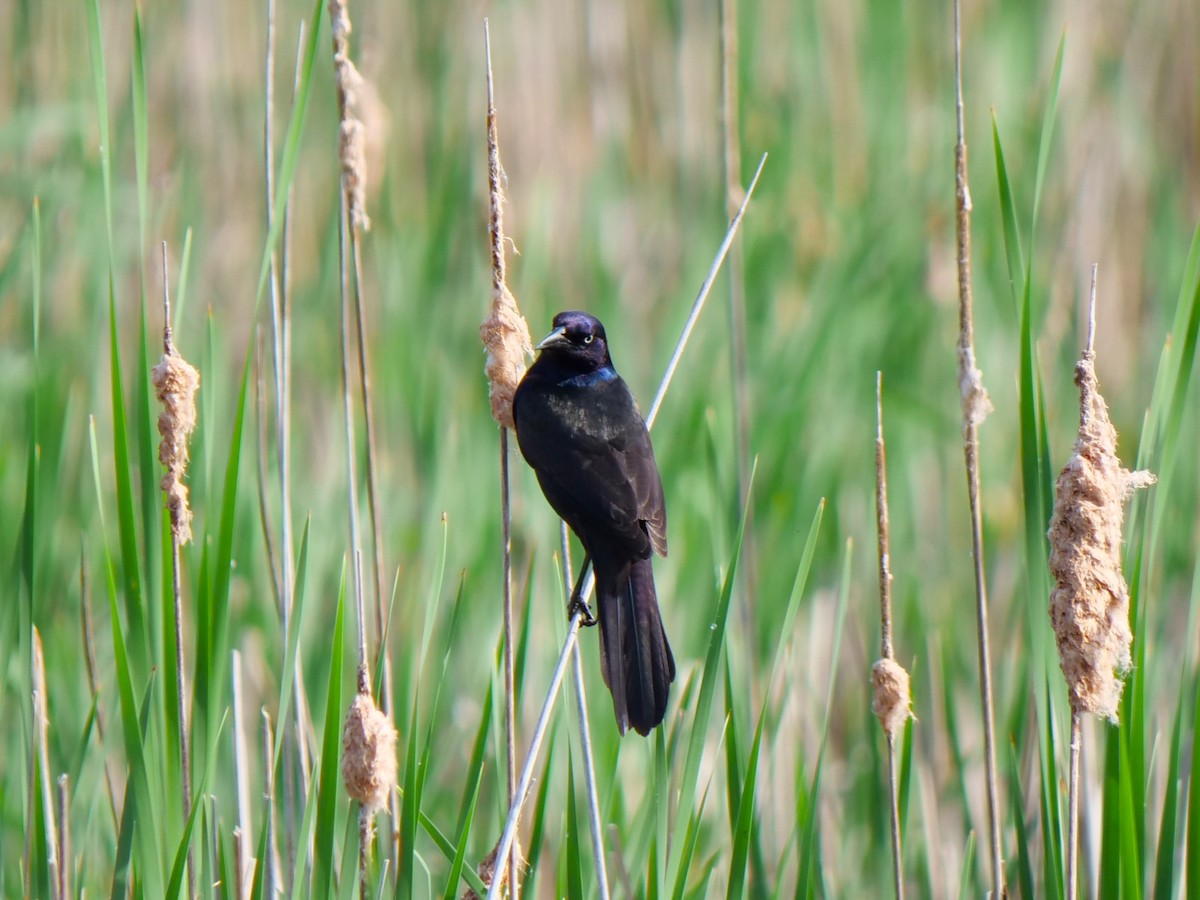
[871,374,909,900]
[79,550,120,829]
[478,21,534,900]
[486,152,768,900]
[951,2,1003,893]
[265,14,312,879]
[262,710,279,898]
[343,551,397,897]
[327,4,395,832]
[1066,710,1082,900]
[720,0,758,624]
[253,333,283,608]
[32,628,60,899]
[56,775,70,900]
[232,650,255,900]
[606,825,636,899]
[1049,267,1154,898]
[484,618,583,900]
[152,241,198,899]
[342,667,399,867]
[561,524,611,900]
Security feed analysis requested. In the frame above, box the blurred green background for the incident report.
[3,0,1199,895]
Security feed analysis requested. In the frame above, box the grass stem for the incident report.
[1066,709,1082,900]
[874,374,905,900]
[561,522,611,900]
[232,650,253,898]
[160,241,196,899]
[953,0,1003,891]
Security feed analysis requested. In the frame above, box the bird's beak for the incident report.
[535,326,568,351]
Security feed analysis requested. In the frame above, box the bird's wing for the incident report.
[515,374,666,558]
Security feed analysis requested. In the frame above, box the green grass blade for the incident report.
[1009,741,1036,900]
[524,733,558,895]
[797,541,852,898]
[397,694,421,899]
[670,463,756,889]
[1152,693,1185,899]
[954,834,976,900]
[726,712,765,900]
[565,755,585,900]
[992,119,1025,312]
[312,567,348,899]
[1118,727,1143,899]
[165,712,228,899]
[670,767,716,900]
[198,345,252,749]
[440,727,484,899]
[1030,33,1065,236]
[1100,724,1121,896]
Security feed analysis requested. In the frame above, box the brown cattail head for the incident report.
[152,348,201,544]
[328,0,370,231]
[1048,352,1155,721]
[463,840,526,900]
[480,285,532,429]
[341,689,398,814]
[871,657,913,737]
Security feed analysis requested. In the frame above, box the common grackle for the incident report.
[513,311,675,736]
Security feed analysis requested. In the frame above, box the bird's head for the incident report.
[534,311,613,371]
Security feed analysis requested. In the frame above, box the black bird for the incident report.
[513,311,675,735]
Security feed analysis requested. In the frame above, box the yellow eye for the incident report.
[583,334,594,345]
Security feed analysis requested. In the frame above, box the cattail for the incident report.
[478,31,532,431]
[341,686,398,814]
[871,657,912,737]
[480,285,532,430]
[152,345,200,544]
[1048,341,1154,721]
[464,842,525,900]
[329,0,370,231]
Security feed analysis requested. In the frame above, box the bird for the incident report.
[512,311,675,736]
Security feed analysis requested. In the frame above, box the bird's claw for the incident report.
[568,594,598,627]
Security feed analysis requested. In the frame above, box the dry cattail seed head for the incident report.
[1048,351,1154,721]
[152,348,200,544]
[871,657,913,737]
[341,691,398,813]
[480,286,533,429]
[328,0,370,231]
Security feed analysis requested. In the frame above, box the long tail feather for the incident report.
[597,558,674,735]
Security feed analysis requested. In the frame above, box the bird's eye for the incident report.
[583,334,594,345]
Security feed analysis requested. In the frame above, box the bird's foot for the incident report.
[568,594,598,628]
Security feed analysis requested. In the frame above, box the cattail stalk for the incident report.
[872,373,910,900]
[1049,267,1154,898]
[950,1,1003,893]
[478,20,535,900]
[151,242,199,898]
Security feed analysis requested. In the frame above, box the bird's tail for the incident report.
[597,558,675,736]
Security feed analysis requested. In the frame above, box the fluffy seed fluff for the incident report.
[341,691,398,813]
[1048,352,1154,721]
[871,657,913,737]
[479,285,533,429]
[958,343,993,427]
[151,349,201,544]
